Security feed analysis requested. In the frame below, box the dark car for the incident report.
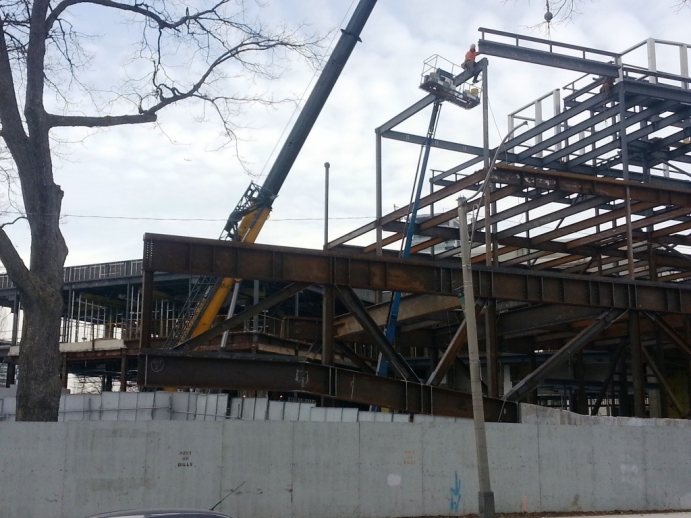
[86,510,233,518]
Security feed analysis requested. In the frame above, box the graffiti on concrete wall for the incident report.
[449,470,461,512]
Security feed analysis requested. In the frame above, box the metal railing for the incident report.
[0,259,143,290]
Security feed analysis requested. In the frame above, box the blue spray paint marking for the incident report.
[449,470,461,512]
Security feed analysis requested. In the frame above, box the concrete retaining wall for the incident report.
[1,420,690,518]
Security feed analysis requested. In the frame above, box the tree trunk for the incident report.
[16,285,65,421]
[13,158,69,421]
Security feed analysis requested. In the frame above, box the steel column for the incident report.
[629,311,645,417]
[120,353,128,392]
[139,270,154,350]
[322,285,335,367]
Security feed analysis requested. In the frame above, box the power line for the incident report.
[0,211,374,223]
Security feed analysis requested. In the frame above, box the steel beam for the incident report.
[542,98,679,166]
[498,305,602,336]
[327,170,485,249]
[143,234,691,314]
[644,311,691,358]
[334,342,375,374]
[591,340,627,415]
[427,300,486,386]
[641,346,688,418]
[566,105,691,168]
[137,350,518,421]
[382,130,486,155]
[478,39,620,77]
[504,309,627,402]
[496,195,604,240]
[489,165,691,209]
[334,294,459,340]
[175,282,311,351]
[335,285,418,381]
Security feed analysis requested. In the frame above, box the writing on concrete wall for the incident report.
[178,450,193,468]
[449,470,461,512]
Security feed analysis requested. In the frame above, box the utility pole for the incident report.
[458,197,495,518]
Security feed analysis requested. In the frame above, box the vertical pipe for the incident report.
[139,270,154,350]
[629,311,645,417]
[324,162,330,248]
[459,197,495,518]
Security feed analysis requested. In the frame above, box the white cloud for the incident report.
[5,0,691,267]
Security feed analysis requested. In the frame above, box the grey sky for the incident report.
[4,0,691,267]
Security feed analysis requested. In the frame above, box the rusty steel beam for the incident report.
[591,340,627,416]
[143,234,691,313]
[334,342,375,374]
[137,350,518,422]
[334,285,418,381]
[326,169,486,249]
[427,300,486,386]
[363,185,521,254]
[490,164,691,208]
[641,345,688,418]
[504,308,627,402]
[644,311,691,358]
[175,282,311,351]
[334,294,459,340]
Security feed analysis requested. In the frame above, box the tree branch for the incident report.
[47,112,157,128]
[0,224,31,292]
[0,23,29,149]
[46,0,230,35]
[0,215,26,229]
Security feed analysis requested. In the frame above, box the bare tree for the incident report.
[0,0,322,421]
[539,0,690,22]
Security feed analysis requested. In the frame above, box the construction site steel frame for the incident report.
[4,27,691,421]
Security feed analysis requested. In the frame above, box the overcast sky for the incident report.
[4,0,691,269]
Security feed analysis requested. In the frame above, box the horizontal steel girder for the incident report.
[143,233,691,314]
[478,39,620,77]
[137,350,518,421]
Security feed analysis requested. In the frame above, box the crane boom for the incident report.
[169,0,379,345]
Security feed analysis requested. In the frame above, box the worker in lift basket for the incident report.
[462,43,482,83]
